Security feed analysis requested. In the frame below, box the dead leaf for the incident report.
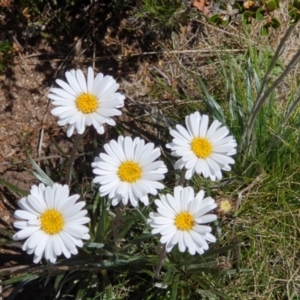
[0,0,11,8]
[243,1,254,9]
[192,0,210,16]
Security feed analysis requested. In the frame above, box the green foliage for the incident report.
[0,40,13,71]
[264,0,280,12]
[187,26,300,298]
[206,0,300,34]
[0,177,27,196]
[195,27,300,177]
[135,0,188,36]
[208,14,230,27]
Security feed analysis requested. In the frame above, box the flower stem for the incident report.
[65,129,88,186]
[136,207,148,225]
[154,243,166,280]
[205,178,211,196]
[112,203,125,246]
[100,269,112,297]
[176,169,186,186]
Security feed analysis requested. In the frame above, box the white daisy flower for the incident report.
[49,67,125,137]
[148,186,217,255]
[92,136,168,207]
[166,111,237,181]
[13,183,90,264]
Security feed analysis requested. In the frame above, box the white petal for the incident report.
[65,71,82,94]
[13,226,39,240]
[34,233,49,256]
[76,69,87,93]
[55,79,77,96]
[199,114,209,137]
[14,210,37,220]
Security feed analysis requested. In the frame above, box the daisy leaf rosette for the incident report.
[166,111,237,181]
[148,186,217,255]
[13,183,90,263]
[49,67,125,137]
[92,136,168,207]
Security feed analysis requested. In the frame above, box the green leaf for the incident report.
[126,233,154,245]
[2,274,39,286]
[164,268,174,285]
[6,275,40,300]
[202,244,241,258]
[86,242,105,249]
[170,273,180,300]
[0,177,27,196]
[208,14,223,26]
[0,228,13,239]
[264,0,279,12]
[76,287,86,300]
[26,154,54,186]
[88,256,154,269]
[270,17,281,29]
[261,24,269,36]
[197,77,226,124]
[289,9,300,23]
[255,8,265,21]
[186,267,252,275]
[243,11,255,25]
[141,269,154,277]
[234,2,242,11]
[54,274,65,291]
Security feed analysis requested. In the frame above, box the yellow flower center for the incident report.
[175,212,194,231]
[118,161,142,183]
[219,200,232,213]
[191,137,213,158]
[40,209,65,235]
[75,93,98,114]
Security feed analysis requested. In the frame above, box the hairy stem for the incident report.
[176,169,186,186]
[154,243,166,280]
[112,203,125,246]
[65,129,88,186]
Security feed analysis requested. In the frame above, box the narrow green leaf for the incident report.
[26,154,54,186]
[171,273,180,300]
[202,244,241,258]
[0,228,13,238]
[261,24,269,36]
[3,274,39,286]
[86,242,105,249]
[127,233,154,245]
[164,268,174,285]
[54,274,65,291]
[76,287,86,300]
[0,177,27,196]
[7,275,40,300]
[141,269,154,277]
[197,77,226,124]
[88,256,153,269]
